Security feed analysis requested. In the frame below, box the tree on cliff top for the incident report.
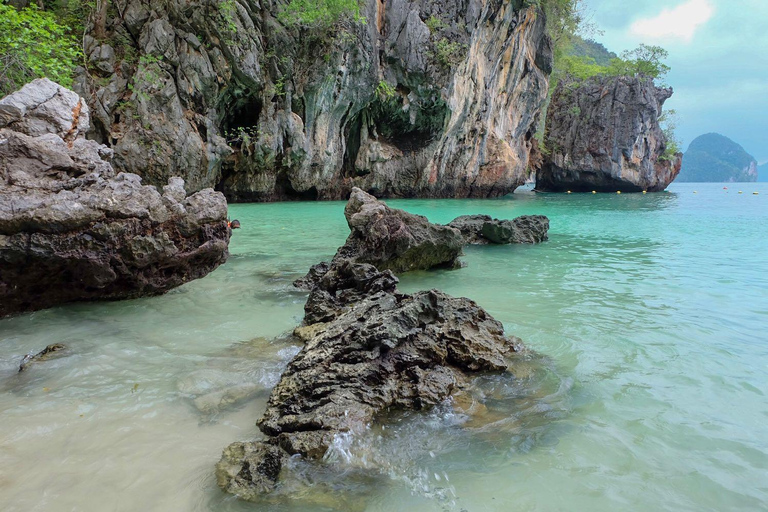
[278,0,363,28]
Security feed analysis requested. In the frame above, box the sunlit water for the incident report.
[1,183,767,511]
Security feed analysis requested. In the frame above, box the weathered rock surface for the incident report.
[0,79,231,317]
[77,0,551,200]
[448,214,549,244]
[335,187,463,271]
[538,75,682,193]
[216,259,522,499]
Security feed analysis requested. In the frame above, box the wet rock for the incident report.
[336,187,463,272]
[448,214,550,245]
[217,260,523,500]
[0,80,230,317]
[18,343,66,372]
[538,75,682,192]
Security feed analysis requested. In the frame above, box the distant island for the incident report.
[677,133,758,183]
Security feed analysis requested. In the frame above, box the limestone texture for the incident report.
[76,0,552,200]
[0,79,230,317]
[538,75,682,193]
[216,259,522,499]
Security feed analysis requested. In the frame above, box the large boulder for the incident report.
[448,214,550,244]
[335,187,464,271]
[0,79,231,317]
[216,259,523,500]
[537,75,682,193]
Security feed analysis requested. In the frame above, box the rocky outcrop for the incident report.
[296,188,463,289]
[216,259,522,500]
[537,75,682,193]
[76,0,552,201]
[448,214,549,244]
[0,79,230,317]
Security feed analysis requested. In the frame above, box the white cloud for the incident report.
[630,0,715,43]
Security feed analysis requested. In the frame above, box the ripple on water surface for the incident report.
[1,183,767,511]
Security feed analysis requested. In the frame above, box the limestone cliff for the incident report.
[537,75,682,193]
[76,0,552,201]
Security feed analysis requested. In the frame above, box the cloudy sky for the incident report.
[585,0,768,163]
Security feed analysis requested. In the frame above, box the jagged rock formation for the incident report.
[678,133,758,183]
[76,0,552,201]
[216,259,522,500]
[296,188,463,290]
[537,75,682,193]
[0,79,230,317]
[448,214,549,244]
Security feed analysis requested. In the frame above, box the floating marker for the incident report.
[642,190,647,194]
[567,190,572,194]
[693,191,698,194]
[617,191,622,194]
[723,187,728,190]
[739,191,743,194]
[753,192,759,195]
[592,190,597,194]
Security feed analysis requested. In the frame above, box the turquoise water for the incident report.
[1,182,767,511]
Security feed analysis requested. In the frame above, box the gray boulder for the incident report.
[0,80,231,317]
[216,259,523,499]
[448,214,550,244]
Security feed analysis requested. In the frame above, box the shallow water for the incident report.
[1,182,767,511]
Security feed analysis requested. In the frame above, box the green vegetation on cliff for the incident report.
[678,133,758,183]
[0,3,82,96]
[278,0,363,27]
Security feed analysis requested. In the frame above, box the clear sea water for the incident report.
[1,182,767,511]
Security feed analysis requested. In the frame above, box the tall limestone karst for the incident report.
[537,74,682,193]
[75,0,553,201]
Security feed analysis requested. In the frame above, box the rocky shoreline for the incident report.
[216,190,548,501]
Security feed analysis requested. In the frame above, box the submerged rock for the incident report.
[448,214,550,245]
[538,75,682,193]
[217,259,523,500]
[0,79,230,317]
[18,343,67,372]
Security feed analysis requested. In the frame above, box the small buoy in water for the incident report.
[753,192,759,195]
[642,190,647,194]
[723,187,728,190]
[693,191,698,194]
[616,191,622,194]
[567,190,572,194]
[739,191,743,194]
[592,190,597,194]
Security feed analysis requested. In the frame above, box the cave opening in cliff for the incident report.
[343,89,449,174]
[219,89,263,148]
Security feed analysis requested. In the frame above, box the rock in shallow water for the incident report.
[448,214,550,245]
[217,259,524,499]
[0,79,230,317]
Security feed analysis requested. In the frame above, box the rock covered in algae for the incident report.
[447,214,550,245]
[216,259,523,500]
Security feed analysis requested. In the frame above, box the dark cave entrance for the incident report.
[343,86,449,175]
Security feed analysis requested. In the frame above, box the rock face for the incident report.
[448,214,549,244]
[0,79,230,317]
[216,259,522,499]
[537,75,682,193]
[678,133,758,183]
[76,0,552,201]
